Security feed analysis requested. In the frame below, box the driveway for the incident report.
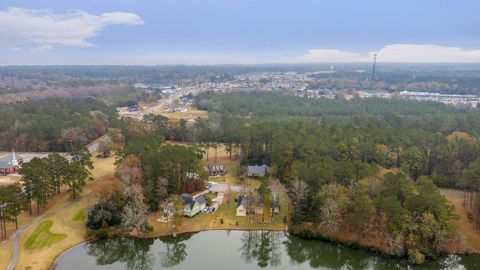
[207,181,244,193]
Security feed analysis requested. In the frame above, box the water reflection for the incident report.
[157,233,191,267]
[55,230,479,270]
[238,230,283,267]
[284,235,371,269]
[86,237,155,270]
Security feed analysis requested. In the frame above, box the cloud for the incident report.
[371,44,480,63]
[297,49,366,63]
[297,44,480,63]
[0,7,144,50]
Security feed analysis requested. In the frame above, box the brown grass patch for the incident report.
[159,106,208,121]
[447,131,476,144]
[10,155,116,270]
[0,239,13,270]
[441,188,480,253]
[0,175,21,186]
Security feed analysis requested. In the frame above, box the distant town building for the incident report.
[133,83,176,90]
[355,91,392,99]
[127,104,140,112]
[400,91,478,108]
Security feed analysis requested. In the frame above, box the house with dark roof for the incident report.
[247,164,270,177]
[0,151,23,175]
[236,194,260,216]
[236,195,247,216]
[182,193,206,217]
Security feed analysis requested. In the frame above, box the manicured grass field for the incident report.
[24,220,67,250]
[72,208,86,222]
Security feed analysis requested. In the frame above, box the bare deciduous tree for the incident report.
[121,186,149,234]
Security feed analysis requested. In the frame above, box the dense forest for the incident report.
[192,91,480,263]
[0,98,116,152]
[113,118,206,210]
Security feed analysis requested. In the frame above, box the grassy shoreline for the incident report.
[48,225,288,270]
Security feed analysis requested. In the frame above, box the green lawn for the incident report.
[24,220,67,250]
[72,208,86,222]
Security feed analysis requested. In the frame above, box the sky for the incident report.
[0,0,479,65]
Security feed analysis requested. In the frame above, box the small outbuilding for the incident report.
[247,164,270,177]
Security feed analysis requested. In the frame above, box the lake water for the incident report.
[53,230,480,270]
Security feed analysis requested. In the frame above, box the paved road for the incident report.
[6,197,88,270]
[137,93,182,120]
[86,134,110,153]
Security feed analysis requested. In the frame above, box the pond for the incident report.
[53,230,480,270]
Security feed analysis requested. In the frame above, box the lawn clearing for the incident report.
[0,175,21,186]
[72,208,86,222]
[159,106,208,120]
[441,188,480,253]
[0,239,13,270]
[13,155,116,270]
[24,220,67,250]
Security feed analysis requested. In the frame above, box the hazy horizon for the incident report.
[1,0,479,65]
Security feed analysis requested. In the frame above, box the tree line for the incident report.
[191,91,480,263]
[21,149,93,214]
[0,98,116,152]
[0,149,93,239]
[86,118,206,234]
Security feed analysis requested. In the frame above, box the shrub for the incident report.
[87,199,123,230]
[298,228,314,239]
[408,248,426,265]
[220,218,224,224]
[96,228,109,239]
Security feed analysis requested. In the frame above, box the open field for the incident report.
[24,220,67,250]
[440,188,480,253]
[0,240,12,270]
[0,175,21,186]
[16,198,94,270]
[72,208,86,222]
[158,106,208,121]
[0,155,115,270]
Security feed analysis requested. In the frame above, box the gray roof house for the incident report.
[247,164,270,177]
[182,193,206,217]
